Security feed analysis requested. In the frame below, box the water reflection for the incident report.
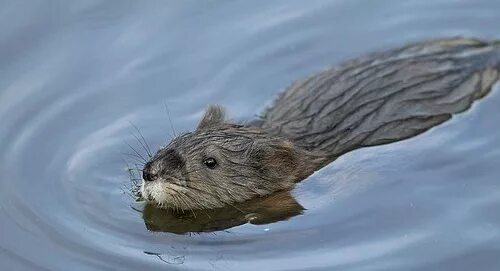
[142,190,303,234]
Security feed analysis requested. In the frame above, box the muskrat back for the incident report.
[258,38,500,158]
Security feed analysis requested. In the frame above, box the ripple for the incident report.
[1,0,500,270]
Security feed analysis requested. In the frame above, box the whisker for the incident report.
[188,181,247,214]
[175,193,197,218]
[164,101,177,137]
[121,152,147,166]
[159,185,184,212]
[132,133,153,159]
[134,163,143,170]
[130,206,142,213]
[126,166,144,173]
[173,188,212,217]
[155,181,212,218]
[121,158,143,200]
[124,140,147,163]
[186,183,245,214]
[172,194,185,214]
[128,121,153,158]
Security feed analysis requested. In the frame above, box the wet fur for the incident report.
[141,105,326,209]
[142,38,500,210]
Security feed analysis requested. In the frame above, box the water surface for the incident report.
[1,1,499,270]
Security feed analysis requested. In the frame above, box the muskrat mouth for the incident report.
[141,178,202,210]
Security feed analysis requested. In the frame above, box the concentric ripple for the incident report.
[1,0,500,270]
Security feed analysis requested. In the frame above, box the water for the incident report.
[1,1,499,270]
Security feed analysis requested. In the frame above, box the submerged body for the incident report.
[141,37,500,210]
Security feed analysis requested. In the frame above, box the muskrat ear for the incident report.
[249,141,300,179]
[249,140,327,183]
[197,105,226,130]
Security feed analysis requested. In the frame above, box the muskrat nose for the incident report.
[143,170,158,182]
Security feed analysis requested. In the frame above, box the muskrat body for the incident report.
[141,37,500,210]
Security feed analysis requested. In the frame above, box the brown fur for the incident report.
[141,105,326,210]
[141,38,500,210]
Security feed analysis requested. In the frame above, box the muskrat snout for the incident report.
[142,161,160,182]
[142,168,158,182]
[142,148,185,183]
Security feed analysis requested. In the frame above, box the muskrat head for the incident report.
[141,105,326,210]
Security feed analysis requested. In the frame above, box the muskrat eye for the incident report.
[203,157,217,169]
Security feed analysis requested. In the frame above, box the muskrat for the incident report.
[141,37,500,210]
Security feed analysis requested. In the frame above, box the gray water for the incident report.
[1,1,500,270]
